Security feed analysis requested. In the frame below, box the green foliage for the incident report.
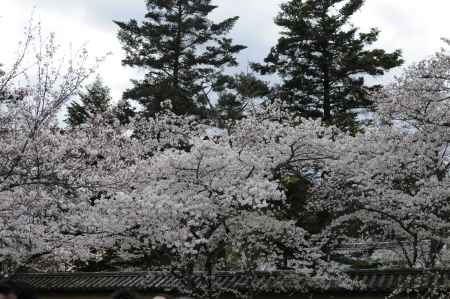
[115,0,246,117]
[216,72,270,122]
[112,99,136,125]
[0,64,5,103]
[279,175,331,234]
[66,77,112,127]
[253,0,403,132]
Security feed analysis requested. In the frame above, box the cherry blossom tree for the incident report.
[3,15,449,299]
[85,102,351,298]
[0,22,147,273]
[315,46,450,269]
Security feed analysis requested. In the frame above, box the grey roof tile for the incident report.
[10,269,450,294]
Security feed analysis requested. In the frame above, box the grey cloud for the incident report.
[18,0,146,33]
[6,0,450,102]
[19,0,284,65]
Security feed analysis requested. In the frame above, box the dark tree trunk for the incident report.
[173,3,183,89]
[323,68,331,122]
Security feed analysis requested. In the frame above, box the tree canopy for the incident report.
[115,0,246,117]
[253,0,403,132]
[66,77,112,127]
[1,5,450,299]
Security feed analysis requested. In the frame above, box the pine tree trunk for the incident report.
[171,2,184,114]
[323,69,331,122]
[173,3,183,88]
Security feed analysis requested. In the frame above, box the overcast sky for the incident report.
[2,0,450,103]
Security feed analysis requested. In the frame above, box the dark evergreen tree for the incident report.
[66,77,112,127]
[216,72,270,122]
[112,99,136,125]
[253,0,403,132]
[115,0,246,117]
[0,64,5,103]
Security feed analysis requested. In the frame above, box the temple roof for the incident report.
[10,269,450,294]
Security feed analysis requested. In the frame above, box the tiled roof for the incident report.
[10,271,314,294]
[11,272,151,292]
[349,268,450,293]
[10,269,450,294]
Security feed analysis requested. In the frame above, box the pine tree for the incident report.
[112,99,136,125]
[216,72,270,122]
[66,77,112,127]
[253,0,403,132]
[0,64,5,103]
[115,0,246,117]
